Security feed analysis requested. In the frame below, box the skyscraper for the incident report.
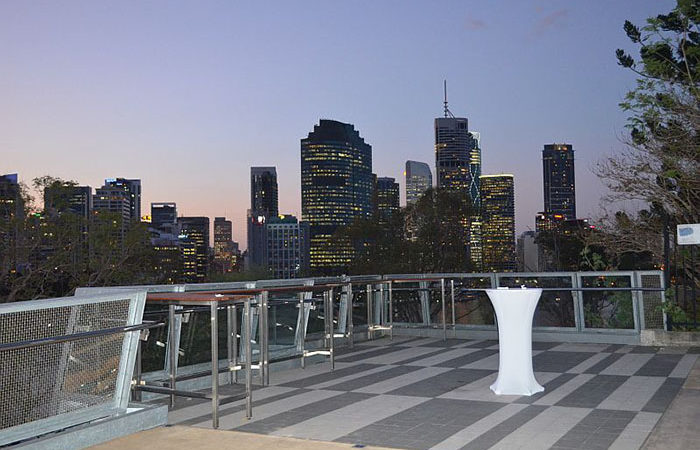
[93,185,131,246]
[151,202,177,234]
[467,131,482,211]
[178,216,210,281]
[301,119,373,274]
[104,178,141,221]
[480,174,516,272]
[435,116,471,193]
[213,217,236,274]
[265,214,310,279]
[44,185,92,219]
[0,174,23,272]
[375,177,400,221]
[542,144,576,219]
[248,167,279,269]
[250,167,279,218]
[405,161,432,205]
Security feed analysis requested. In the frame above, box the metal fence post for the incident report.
[210,302,219,429]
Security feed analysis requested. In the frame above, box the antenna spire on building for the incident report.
[443,80,454,118]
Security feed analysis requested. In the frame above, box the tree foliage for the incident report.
[0,176,160,302]
[337,188,474,275]
[594,0,699,261]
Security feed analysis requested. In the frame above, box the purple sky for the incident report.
[1,0,672,247]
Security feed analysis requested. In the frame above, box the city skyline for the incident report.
[1,1,671,247]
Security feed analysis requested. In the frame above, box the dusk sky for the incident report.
[1,0,672,247]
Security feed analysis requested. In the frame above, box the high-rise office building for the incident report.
[467,131,482,211]
[542,144,576,219]
[480,174,516,272]
[44,185,92,219]
[405,161,432,205]
[375,177,400,221]
[93,185,131,246]
[250,167,279,218]
[248,167,279,269]
[104,178,141,221]
[265,215,310,279]
[435,116,471,193]
[178,216,209,281]
[0,174,23,272]
[301,119,373,274]
[213,217,236,274]
[517,231,539,272]
[151,203,177,234]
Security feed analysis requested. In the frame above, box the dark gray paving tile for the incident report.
[462,340,499,348]
[551,409,636,449]
[630,345,661,354]
[336,346,402,362]
[461,405,548,450]
[336,398,505,449]
[642,377,684,413]
[436,349,498,368]
[279,363,381,388]
[387,368,494,397]
[635,353,684,377]
[533,351,594,373]
[556,375,629,408]
[532,341,563,351]
[583,353,624,374]
[420,338,470,348]
[175,386,308,426]
[603,344,626,353]
[234,391,374,433]
[516,373,578,404]
[328,365,418,391]
[687,346,700,354]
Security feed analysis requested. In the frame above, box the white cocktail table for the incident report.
[485,288,544,396]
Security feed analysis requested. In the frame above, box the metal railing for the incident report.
[72,270,664,428]
[0,291,147,447]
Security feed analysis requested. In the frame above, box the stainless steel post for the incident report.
[245,298,253,419]
[300,292,306,369]
[133,339,142,401]
[441,278,447,341]
[257,294,264,385]
[366,284,373,340]
[347,283,354,349]
[262,291,270,386]
[329,288,335,371]
[451,279,456,336]
[227,305,234,385]
[168,304,177,408]
[210,302,219,429]
[389,281,393,340]
[232,303,238,383]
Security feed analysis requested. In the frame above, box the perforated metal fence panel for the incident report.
[0,291,145,446]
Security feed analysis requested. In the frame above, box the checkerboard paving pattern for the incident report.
[167,337,699,449]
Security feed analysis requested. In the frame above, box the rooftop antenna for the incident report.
[443,80,454,118]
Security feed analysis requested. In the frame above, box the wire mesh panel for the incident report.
[0,292,144,446]
[640,272,665,329]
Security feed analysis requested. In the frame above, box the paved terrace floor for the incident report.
[157,337,700,450]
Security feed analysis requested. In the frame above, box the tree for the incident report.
[0,176,159,302]
[594,0,699,263]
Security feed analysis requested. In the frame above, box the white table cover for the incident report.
[486,288,544,396]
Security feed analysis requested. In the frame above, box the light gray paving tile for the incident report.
[669,353,699,378]
[271,394,429,441]
[360,345,439,364]
[310,364,396,390]
[453,340,488,348]
[167,385,297,424]
[567,352,611,373]
[533,373,595,406]
[550,343,612,353]
[439,372,558,403]
[401,337,444,347]
[608,412,662,450]
[430,404,528,450]
[195,388,344,430]
[598,376,666,411]
[488,406,591,450]
[407,347,480,367]
[600,353,654,376]
[353,366,452,394]
[270,361,355,385]
[461,352,500,370]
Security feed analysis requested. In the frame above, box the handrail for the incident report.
[0,320,165,353]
